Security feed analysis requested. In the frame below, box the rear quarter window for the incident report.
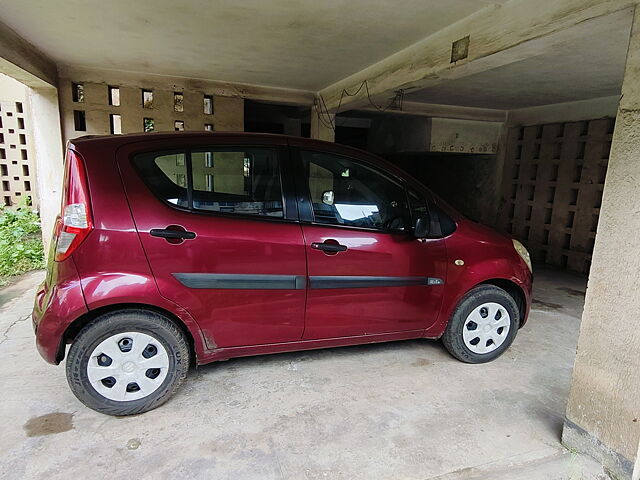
[133,151,188,207]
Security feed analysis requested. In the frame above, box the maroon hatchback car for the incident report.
[32,132,532,415]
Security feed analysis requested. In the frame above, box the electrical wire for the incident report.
[315,80,404,132]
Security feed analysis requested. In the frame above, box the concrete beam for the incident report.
[357,101,506,122]
[319,0,637,112]
[0,20,57,88]
[58,65,315,107]
[506,96,620,127]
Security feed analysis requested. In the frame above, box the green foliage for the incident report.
[0,198,45,286]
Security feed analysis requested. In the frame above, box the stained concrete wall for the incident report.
[58,68,244,142]
[562,8,640,480]
[429,118,501,154]
[367,116,501,155]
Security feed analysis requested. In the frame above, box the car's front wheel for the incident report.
[442,285,520,363]
[66,309,190,415]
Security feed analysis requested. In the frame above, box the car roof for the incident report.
[70,131,381,162]
[70,130,289,145]
[70,130,401,169]
[69,131,336,151]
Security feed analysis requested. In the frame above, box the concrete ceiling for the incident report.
[0,0,507,92]
[404,10,632,110]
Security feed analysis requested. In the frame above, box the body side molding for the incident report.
[174,273,444,290]
[173,273,306,290]
[309,276,441,289]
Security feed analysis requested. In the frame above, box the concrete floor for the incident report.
[0,267,610,479]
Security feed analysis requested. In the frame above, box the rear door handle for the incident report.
[311,241,348,253]
[150,227,196,241]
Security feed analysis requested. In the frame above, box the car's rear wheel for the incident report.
[442,285,520,363]
[66,309,190,415]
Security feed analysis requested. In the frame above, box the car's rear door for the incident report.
[117,135,306,349]
[292,145,447,339]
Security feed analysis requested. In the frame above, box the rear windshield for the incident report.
[133,147,284,218]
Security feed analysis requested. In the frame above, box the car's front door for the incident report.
[118,138,306,349]
[294,148,448,339]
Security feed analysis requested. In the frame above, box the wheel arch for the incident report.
[478,278,527,327]
[59,303,198,365]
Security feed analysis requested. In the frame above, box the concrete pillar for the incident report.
[310,104,334,142]
[562,8,640,480]
[28,86,64,255]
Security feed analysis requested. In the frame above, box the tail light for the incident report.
[54,149,93,261]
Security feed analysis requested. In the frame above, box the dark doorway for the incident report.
[386,152,498,226]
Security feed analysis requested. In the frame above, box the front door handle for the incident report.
[311,241,348,254]
[150,226,196,243]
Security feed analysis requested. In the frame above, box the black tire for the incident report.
[442,285,519,364]
[66,309,190,416]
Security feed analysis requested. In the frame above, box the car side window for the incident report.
[134,151,189,207]
[301,150,410,231]
[191,148,283,217]
[134,147,284,218]
[407,186,429,222]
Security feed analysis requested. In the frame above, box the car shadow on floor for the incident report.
[192,337,450,375]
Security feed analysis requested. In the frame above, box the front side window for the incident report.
[407,186,429,223]
[134,148,284,219]
[301,151,410,230]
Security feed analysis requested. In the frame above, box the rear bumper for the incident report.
[32,260,88,364]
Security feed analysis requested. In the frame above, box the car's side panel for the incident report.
[289,144,449,338]
[114,137,307,349]
[76,265,210,357]
[69,141,210,359]
[33,255,88,364]
[425,221,533,338]
[301,224,447,338]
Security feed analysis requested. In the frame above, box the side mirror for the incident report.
[322,190,334,205]
[414,216,430,238]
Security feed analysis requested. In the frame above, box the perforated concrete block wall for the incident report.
[58,76,244,142]
[499,118,613,273]
[0,96,37,208]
